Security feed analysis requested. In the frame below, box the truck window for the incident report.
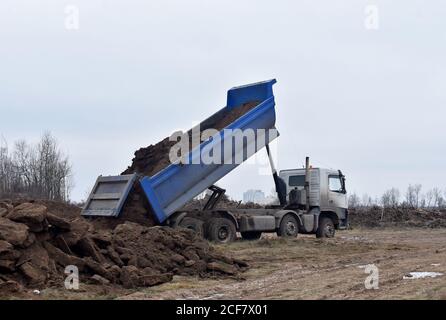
[329,176,343,192]
[289,175,305,187]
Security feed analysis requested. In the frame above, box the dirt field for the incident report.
[3,227,445,300]
[118,228,446,300]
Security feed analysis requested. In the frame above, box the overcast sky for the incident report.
[1,0,445,202]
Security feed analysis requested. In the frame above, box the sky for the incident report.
[1,0,445,202]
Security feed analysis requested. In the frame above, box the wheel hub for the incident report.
[218,227,229,241]
[325,224,334,237]
[286,222,296,236]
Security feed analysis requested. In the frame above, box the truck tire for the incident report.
[241,231,262,241]
[178,217,204,237]
[316,217,335,238]
[277,214,299,238]
[206,218,236,243]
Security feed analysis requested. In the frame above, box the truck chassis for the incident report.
[169,207,342,243]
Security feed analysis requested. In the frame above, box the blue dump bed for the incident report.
[140,79,279,223]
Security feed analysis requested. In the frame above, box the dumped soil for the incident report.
[0,200,248,295]
[349,207,446,228]
[90,183,157,230]
[0,101,266,295]
[116,101,260,226]
[182,193,263,211]
[122,101,260,177]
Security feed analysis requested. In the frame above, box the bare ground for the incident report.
[5,228,446,300]
[118,228,446,300]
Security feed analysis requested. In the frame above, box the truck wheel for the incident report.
[178,217,204,237]
[277,214,299,238]
[206,218,236,243]
[316,217,335,238]
[241,231,262,241]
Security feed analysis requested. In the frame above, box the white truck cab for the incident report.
[279,168,348,231]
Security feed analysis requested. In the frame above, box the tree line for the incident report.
[349,184,446,209]
[0,132,72,202]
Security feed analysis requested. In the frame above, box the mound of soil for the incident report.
[1,102,262,294]
[0,201,248,295]
[349,207,446,228]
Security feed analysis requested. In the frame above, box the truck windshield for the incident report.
[289,175,305,187]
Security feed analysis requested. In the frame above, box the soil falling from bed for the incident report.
[122,101,260,177]
[104,101,261,228]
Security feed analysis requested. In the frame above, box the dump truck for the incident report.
[82,79,348,242]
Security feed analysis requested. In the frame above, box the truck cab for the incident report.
[279,167,349,231]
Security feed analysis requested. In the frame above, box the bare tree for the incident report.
[381,188,400,208]
[440,192,445,209]
[405,184,422,208]
[414,184,422,208]
[425,189,434,208]
[0,132,73,202]
[0,136,13,195]
[361,193,373,207]
[431,187,443,208]
[348,193,360,208]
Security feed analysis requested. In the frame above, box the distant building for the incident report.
[243,189,266,204]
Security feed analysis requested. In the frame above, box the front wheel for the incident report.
[277,214,299,238]
[205,218,237,243]
[316,217,335,238]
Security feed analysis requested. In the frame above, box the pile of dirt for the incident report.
[349,206,446,228]
[1,102,261,294]
[116,101,260,225]
[0,200,248,295]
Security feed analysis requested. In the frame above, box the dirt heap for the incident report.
[1,102,261,294]
[115,101,260,226]
[349,206,446,228]
[0,200,248,295]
